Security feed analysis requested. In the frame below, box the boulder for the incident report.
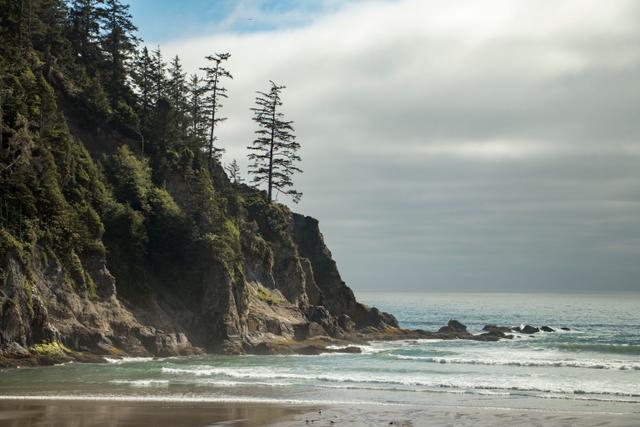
[480,330,514,340]
[520,325,539,334]
[482,324,512,333]
[438,319,467,334]
[540,326,555,332]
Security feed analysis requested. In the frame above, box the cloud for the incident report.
[161,0,640,291]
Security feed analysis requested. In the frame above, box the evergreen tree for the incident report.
[97,0,138,107]
[68,0,102,71]
[247,81,302,203]
[225,159,243,184]
[29,0,71,69]
[167,55,187,114]
[187,74,206,148]
[199,52,232,169]
[150,46,166,102]
[131,46,153,154]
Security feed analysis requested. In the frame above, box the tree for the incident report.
[199,52,232,169]
[167,55,187,113]
[97,0,138,107]
[247,81,302,203]
[225,159,243,184]
[131,46,153,154]
[186,74,206,149]
[149,46,166,102]
[68,0,102,71]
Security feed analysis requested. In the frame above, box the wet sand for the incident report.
[1,399,639,427]
[0,400,302,427]
[273,404,640,427]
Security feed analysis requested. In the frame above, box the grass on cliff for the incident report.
[250,283,285,305]
[30,342,71,357]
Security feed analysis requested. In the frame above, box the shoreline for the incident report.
[0,396,638,427]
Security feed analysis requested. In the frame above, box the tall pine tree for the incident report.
[199,52,232,169]
[187,74,206,149]
[68,0,102,71]
[247,81,302,203]
[97,0,138,108]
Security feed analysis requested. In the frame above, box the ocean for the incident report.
[1,292,639,415]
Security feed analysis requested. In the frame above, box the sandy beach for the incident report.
[273,404,640,427]
[0,400,300,427]
[0,399,639,427]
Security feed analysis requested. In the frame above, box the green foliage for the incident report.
[103,145,152,211]
[253,284,284,305]
[30,341,71,357]
[0,0,306,315]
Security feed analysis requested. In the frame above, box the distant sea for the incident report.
[1,293,639,413]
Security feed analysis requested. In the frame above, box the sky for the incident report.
[129,0,640,292]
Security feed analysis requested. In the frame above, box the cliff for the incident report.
[0,117,397,365]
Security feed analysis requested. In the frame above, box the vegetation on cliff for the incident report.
[0,0,396,363]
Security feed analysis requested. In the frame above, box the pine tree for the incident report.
[131,46,153,154]
[167,55,187,113]
[150,46,166,102]
[187,74,206,149]
[68,0,102,71]
[167,55,187,133]
[225,159,243,184]
[199,52,232,169]
[247,81,302,204]
[97,0,138,107]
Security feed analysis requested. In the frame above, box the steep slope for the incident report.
[0,100,395,365]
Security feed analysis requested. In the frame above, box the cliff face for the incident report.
[0,153,396,363]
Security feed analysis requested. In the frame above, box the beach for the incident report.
[0,398,639,427]
[0,399,299,427]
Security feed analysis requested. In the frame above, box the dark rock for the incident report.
[330,346,361,354]
[482,324,512,333]
[560,327,571,331]
[438,319,467,334]
[480,330,514,340]
[520,325,539,334]
[292,214,398,330]
[540,326,555,332]
[337,314,356,332]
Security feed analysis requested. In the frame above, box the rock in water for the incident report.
[520,325,540,334]
[438,319,467,334]
[540,326,555,332]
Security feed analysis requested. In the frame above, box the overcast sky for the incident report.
[130,0,640,292]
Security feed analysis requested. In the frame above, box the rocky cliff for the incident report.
[0,150,397,365]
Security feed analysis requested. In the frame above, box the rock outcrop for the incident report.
[0,204,399,366]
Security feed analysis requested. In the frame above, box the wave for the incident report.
[109,380,169,387]
[104,357,155,364]
[160,366,640,399]
[558,344,640,355]
[0,394,402,406]
[393,354,640,370]
[109,378,290,388]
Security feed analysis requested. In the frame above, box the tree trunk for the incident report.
[268,103,276,202]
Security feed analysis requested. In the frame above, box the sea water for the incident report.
[1,293,639,412]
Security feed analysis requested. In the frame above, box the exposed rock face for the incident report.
[1,249,203,366]
[1,208,400,366]
[292,214,398,329]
